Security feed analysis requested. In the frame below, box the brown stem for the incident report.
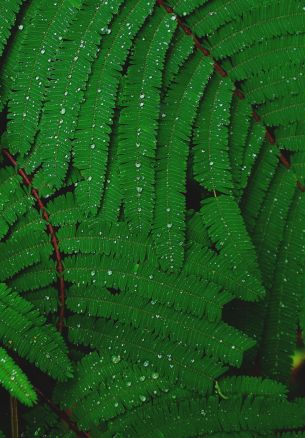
[2,148,65,332]
[10,396,19,438]
[35,386,90,438]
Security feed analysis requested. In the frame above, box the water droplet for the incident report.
[139,395,146,402]
[107,270,112,275]
[60,108,66,114]
[112,355,121,364]
[135,162,141,168]
[152,372,159,379]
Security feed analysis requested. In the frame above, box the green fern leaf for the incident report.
[0,346,37,406]
[0,0,25,56]
[193,75,234,194]
[117,9,176,233]
[31,0,125,195]
[73,0,155,215]
[66,285,254,367]
[154,51,213,271]
[68,316,227,394]
[0,283,72,380]
[6,0,80,158]
[200,195,263,290]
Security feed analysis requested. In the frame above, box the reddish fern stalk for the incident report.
[156,0,305,192]
[2,148,66,332]
[35,386,90,438]
[2,147,91,435]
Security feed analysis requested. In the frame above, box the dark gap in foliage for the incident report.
[107,287,121,295]
[0,386,10,436]
[0,104,8,137]
[44,184,75,204]
[186,178,203,211]
[290,360,305,398]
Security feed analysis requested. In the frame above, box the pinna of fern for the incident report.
[1,0,305,436]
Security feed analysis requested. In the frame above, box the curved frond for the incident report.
[0,283,72,380]
[0,346,37,406]
[153,51,213,271]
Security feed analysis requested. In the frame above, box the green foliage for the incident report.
[0,346,36,406]
[0,0,305,436]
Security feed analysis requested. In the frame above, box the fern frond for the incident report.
[9,208,45,240]
[0,230,52,281]
[0,283,72,380]
[193,74,234,194]
[0,0,24,56]
[153,51,213,271]
[218,375,287,399]
[0,346,37,406]
[238,122,266,195]
[259,191,305,382]
[26,287,58,315]
[64,254,229,321]
[55,351,179,430]
[162,29,194,90]
[6,0,80,158]
[259,94,305,126]
[68,316,227,394]
[227,96,252,196]
[252,167,296,287]
[31,0,125,195]
[200,195,263,293]
[0,182,34,239]
[225,34,305,81]
[66,284,254,366]
[108,395,305,437]
[186,0,273,37]
[57,220,156,264]
[242,64,305,105]
[97,107,122,223]
[47,192,84,226]
[73,0,155,215]
[241,141,279,233]
[171,0,210,16]
[186,210,211,246]
[291,152,305,187]
[276,120,305,151]
[184,242,264,302]
[23,405,62,437]
[208,1,305,60]
[117,9,176,234]
[8,258,56,292]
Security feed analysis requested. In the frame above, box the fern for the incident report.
[1,0,305,435]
